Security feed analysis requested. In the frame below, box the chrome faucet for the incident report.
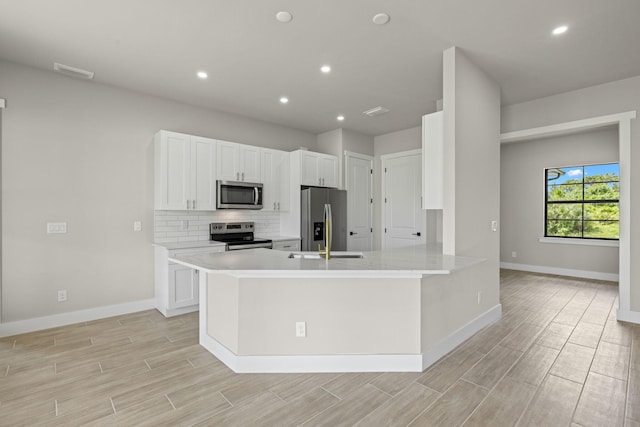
[318,203,332,260]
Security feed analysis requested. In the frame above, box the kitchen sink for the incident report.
[288,252,364,259]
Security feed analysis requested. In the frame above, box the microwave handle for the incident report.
[254,187,259,205]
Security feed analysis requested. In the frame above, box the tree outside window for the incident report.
[545,163,619,239]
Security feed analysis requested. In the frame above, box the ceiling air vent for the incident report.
[53,62,95,80]
[363,106,390,117]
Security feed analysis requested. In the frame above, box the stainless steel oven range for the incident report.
[209,221,272,251]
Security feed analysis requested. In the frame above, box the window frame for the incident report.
[544,162,620,241]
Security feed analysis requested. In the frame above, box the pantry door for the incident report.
[382,149,426,249]
[345,152,373,251]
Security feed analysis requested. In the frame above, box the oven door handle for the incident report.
[254,187,259,205]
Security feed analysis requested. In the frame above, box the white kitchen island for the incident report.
[170,245,501,373]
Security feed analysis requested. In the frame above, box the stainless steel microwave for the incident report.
[216,180,263,209]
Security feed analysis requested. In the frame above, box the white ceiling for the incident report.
[1,0,639,137]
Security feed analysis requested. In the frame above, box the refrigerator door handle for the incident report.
[324,203,333,251]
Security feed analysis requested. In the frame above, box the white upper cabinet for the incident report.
[422,111,443,209]
[155,131,216,211]
[261,148,290,211]
[216,140,261,183]
[294,150,339,188]
[318,155,338,188]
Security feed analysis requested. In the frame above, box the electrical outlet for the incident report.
[295,321,306,337]
[491,220,498,232]
[133,221,142,232]
[58,290,68,302]
[511,251,517,258]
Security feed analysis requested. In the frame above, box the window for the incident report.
[545,163,619,240]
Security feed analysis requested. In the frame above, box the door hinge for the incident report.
[385,167,387,173]
[384,228,387,233]
[370,228,373,233]
[370,169,373,174]
[370,198,373,204]
[384,197,387,203]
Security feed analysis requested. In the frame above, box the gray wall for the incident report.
[501,74,640,311]
[501,128,619,275]
[442,46,501,308]
[342,129,374,157]
[0,59,316,323]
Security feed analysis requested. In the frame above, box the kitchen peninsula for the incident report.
[170,245,501,373]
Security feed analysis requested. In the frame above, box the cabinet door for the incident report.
[422,111,444,209]
[319,155,338,188]
[239,144,261,182]
[155,131,191,210]
[191,136,217,210]
[300,152,320,186]
[277,151,290,211]
[261,149,279,211]
[168,264,199,309]
[217,140,240,181]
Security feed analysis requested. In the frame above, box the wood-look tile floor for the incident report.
[1,269,639,426]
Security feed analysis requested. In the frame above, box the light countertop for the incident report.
[153,241,227,251]
[153,235,300,251]
[169,244,484,279]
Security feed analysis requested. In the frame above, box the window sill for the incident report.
[538,237,619,247]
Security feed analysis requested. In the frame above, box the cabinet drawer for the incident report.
[272,240,301,251]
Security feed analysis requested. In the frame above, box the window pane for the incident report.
[547,184,583,201]
[584,163,619,183]
[546,220,582,237]
[547,203,582,220]
[583,221,619,239]
[546,167,583,185]
[585,203,619,221]
[584,182,619,200]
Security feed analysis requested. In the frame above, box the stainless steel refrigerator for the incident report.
[301,187,347,251]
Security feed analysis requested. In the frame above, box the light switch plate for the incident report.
[134,221,142,232]
[47,222,67,234]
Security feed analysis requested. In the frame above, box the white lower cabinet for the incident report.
[168,263,199,310]
[272,239,301,251]
[155,244,225,317]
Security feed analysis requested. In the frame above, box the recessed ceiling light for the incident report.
[280,97,289,104]
[552,25,568,35]
[196,71,208,79]
[321,65,331,73]
[337,115,345,121]
[276,11,293,23]
[372,13,390,25]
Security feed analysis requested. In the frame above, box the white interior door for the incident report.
[382,150,426,249]
[345,152,373,251]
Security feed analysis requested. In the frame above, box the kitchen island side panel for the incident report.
[234,277,421,356]
[207,273,239,353]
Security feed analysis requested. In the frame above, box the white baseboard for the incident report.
[617,308,640,324]
[421,304,502,371]
[199,304,502,374]
[500,262,619,282]
[200,332,424,373]
[157,305,199,318]
[0,299,155,338]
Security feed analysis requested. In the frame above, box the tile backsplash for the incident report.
[154,210,281,243]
